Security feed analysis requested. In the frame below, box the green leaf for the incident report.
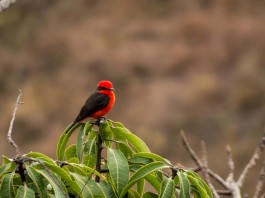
[155,170,164,183]
[143,192,159,198]
[1,156,12,165]
[107,148,129,195]
[159,177,174,198]
[67,157,79,164]
[137,178,145,197]
[26,166,47,198]
[144,173,161,192]
[70,173,105,197]
[67,163,105,180]
[0,172,15,198]
[178,171,190,198]
[186,175,211,198]
[130,152,172,166]
[110,121,132,133]
[128,189,140,198]
[186,171,213,198]
[84,122,93,135]
[0,163,12,178]
[99,120,113,147]
[64,165,85,177]
[120,161,169,197]
[82,130,97,166]
[84,129,97,153]
[35,169,68,198]
[13,174,23,186]
[191,187,201,198]
[129,165,142,173]
[15,185,35,198]
[173,175,179,186]
[25,152,55,165]
[111,126,150,152]
[99,181,117,198]
[65,144,77,161]
[114,139,134,158]
[129,157,152,165]
[110,126,134,158]
[42,162,81,195]
[76,125,85,161]
[57,123,83,161]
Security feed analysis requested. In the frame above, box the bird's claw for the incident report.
[91,117,107,126]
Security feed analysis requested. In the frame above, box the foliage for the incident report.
[0,119,213,197]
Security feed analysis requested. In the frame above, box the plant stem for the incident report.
[95,119,103,183]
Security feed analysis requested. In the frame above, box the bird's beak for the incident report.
[109,88,115,91]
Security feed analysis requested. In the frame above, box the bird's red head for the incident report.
[97,80,115,91]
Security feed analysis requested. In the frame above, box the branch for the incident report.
[0,0,16,12]
[225,145,241,198]
[180,130,203,167]
[7,89,23,157]
[226,145,235,181]
[237,131,265,187]
[253,161,265,198]
[13,156,26,184]
[207,169,229,190]
[180,130,265,197]
[95,118,104,183]
[95,132,103,183]
[201,141,220,198]
[180,131,229,191]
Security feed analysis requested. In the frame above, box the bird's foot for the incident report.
[92,117,107,126]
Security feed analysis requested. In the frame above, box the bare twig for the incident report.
[180,131,230,193]
[180,130,265,198]
[201,141,220,198]
[225,146,241,198]
[180,131,231,195]
[216,190,232,196]
[208,169,229,190]
[226,145,234,181]
[253,161,265,198]
[180,130,203,167]
[0,0,16,12]
[237,131,265,187]
[7,89,23,157]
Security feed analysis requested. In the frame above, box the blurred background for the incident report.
[0,0,264,195]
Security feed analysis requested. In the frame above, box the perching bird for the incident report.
[65,80,115,133]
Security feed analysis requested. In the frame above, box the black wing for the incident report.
[73,91,110,124]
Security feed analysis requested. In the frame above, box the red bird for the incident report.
[66,80,115,133]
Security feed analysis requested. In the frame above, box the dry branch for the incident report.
[201,141,220,198]
[253,162,265,198]
[237,131,265,187]
[0,0,16,12]
[225,145,241,198]
[180,130,265,198]
[180,131,229,191]
[180,130,203,167]
[7,89,23,157]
